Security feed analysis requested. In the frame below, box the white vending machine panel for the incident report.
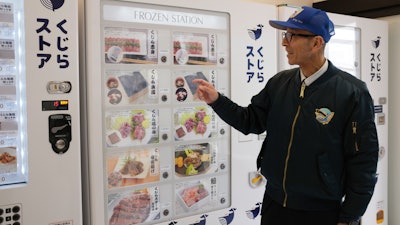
[85,0,277,224]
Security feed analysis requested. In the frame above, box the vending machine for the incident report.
[329,13,389,225]
[277,5,389,225]
[82,0,277,224]
[0,0,83,225]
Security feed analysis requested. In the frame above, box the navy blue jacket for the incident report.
[210,61,379,223]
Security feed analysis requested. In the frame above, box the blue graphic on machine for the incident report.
[189,214,208,225]
[40,0,65,11]
[218,208,236,225]
[248,24,264,40]
[246,202,262,219]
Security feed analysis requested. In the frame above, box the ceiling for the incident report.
[313,0,400,18]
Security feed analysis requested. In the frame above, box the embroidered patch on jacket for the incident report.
[315,108,334,125]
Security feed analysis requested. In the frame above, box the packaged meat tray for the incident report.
[174,106,216,141]
[105,70,158,105]
[176,181,210,212]
[0,147,17,174]
[176,181,211,212]
[173,32,217,65]
[107,149,160,189]
[173,71,209,103]
[105,109,159,147]
[108,187,160,225]
[174,143,211,177]
[104,27,158,64]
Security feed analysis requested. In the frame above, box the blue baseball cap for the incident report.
[269,6,335,43]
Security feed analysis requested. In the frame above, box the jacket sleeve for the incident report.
[339,86,379,223]
[209,84,270,135]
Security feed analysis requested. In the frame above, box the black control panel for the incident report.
[49,114,72,154]
[0,203,21,225]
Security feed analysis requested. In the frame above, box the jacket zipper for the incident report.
[283,81,306,207]
[352,122,359,151]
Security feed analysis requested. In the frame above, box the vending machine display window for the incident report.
[326,25,361,78]
[102,1,231,223]
[0,0,28,187]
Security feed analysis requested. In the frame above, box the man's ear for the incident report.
[314,36,324,48]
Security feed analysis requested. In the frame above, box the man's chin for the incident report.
[286,57,295,65]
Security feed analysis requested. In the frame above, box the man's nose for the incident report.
[282,38,288,46]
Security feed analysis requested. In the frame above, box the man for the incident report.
[193,6,378,225]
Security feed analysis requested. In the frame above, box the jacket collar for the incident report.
[300,59,329,86]
[295,60,340,87]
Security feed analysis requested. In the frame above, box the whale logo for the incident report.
[40,0,65,11]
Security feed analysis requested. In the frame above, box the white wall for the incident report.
[380,14,400,225]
